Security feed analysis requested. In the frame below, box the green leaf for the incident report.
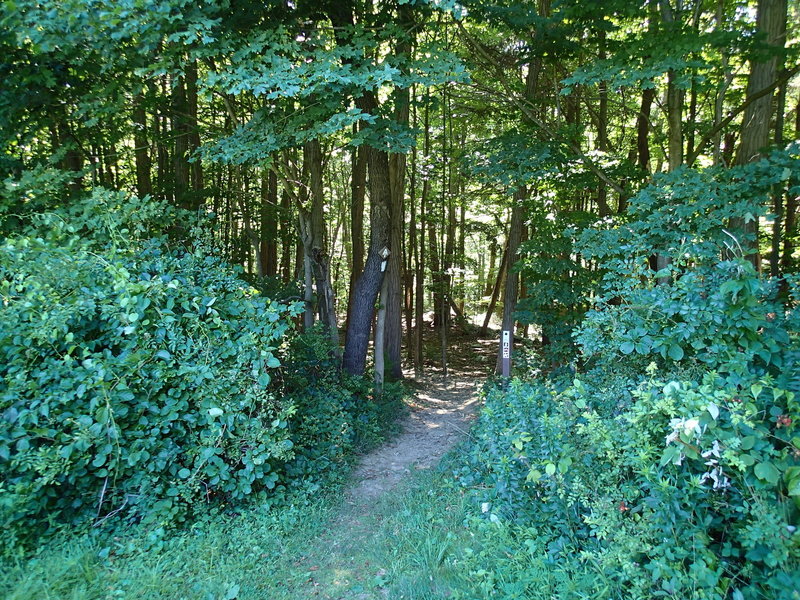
[754,461,780,485]
[785,467,800,496]
[178,468,191,479]
[660,445,681,467]
[740,453,756,467]
[526,469,542,483]
[619,341,635,355]
[208,407,224,418]
[545,463,556,476]
[740,436,756,450]
[667,344,684,361]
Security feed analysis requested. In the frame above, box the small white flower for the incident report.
[684,418,700,433]
[702,440,721,459]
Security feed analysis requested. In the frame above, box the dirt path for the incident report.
[347,377,482,503]
[297,375,483,599]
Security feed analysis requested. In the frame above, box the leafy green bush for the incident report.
[0,191,304,552]
[462,367,800,599]
[577,148,800,377]
[278,326,407,483]
[455,148,800,599]
[515,209,597,365]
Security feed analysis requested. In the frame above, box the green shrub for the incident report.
[463,368,800,599]
[576,148,800,377]
[0,191,303,552]
[456,149,800,599]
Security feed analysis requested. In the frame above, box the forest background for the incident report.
[2,0,800,598]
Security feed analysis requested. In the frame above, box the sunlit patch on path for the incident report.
[348,378,481,502]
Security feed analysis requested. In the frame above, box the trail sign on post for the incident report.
[501,330,511,378]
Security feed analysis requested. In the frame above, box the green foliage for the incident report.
[460,366,800,599]
[0,191,306,552]
[454,148,800,599]
[577,148,800,376]
[516,209,597,364]
[278,326,407,471]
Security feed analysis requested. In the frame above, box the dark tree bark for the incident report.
[481,237,508,336]
[770,78,788,276]
[385,85,410,380]
[414,92,431,376]
[342,118,393,375]
[596,27,611,217]
[405,129,417,366]
[186,61,203,196]
[303,139,339,346]
[171,75,191,209]
[484,237,498,296]
[731,0,787,265]
[347,126,367,327]
[781,100,800,273]
[259,169,279,277]
[635,87,655,175]
[280,188,293,282]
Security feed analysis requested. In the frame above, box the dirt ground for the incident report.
[347,377,481,503]
[298,328,497,599]
[347,327,497,504]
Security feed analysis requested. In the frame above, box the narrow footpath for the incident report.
[295,373,485,600]
[348,378,482,502]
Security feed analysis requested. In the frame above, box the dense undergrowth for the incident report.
[452,154,800,599]
[0,184,405,556]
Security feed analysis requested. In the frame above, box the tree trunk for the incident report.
[303,139,339,347]
[495,187,526,374]
[347,126,367,328]
[635,87,655,175]
[781,100,800,273]
[481,237,508,336]
[259,169,279,277]
[596,27,610,217]
[280,189,293,282]
[385,84,410,380]
[374,273,390,392]
[731,0,787,266]
[770,78,788,276]
[186,61,203,196]
[132,93,152,198]
[342,92,393,375]
[414,92,431,376]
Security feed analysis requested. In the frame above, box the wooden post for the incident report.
[374,247,391,394]
[501,329,511,378]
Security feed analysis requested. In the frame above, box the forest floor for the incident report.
[297,378,482,599]
[2,328,499,600]
[290,327,496,599]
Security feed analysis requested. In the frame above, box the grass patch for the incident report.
[1,448,499,600]
[1,495,340,600]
